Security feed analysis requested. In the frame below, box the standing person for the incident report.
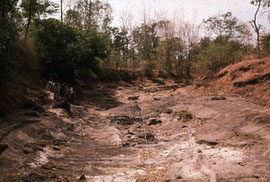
[66,85,74,103]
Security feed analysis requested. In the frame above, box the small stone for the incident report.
[148,119,162,125]
[163,109,173,114]
[128,96,140,100]
[63,177,70,182]
[23,148,32,154]
[146,133,155,141]
[41,162,56,169]
[122,143,130,148]
[53,146,61,151]
[197,149,202,153]
[211,96,226,101]
[79,173,86,181]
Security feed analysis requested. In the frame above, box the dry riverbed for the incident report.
[0,79,270,181]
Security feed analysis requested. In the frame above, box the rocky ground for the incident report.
[0,78,270,182]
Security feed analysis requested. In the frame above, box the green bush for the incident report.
[33,18,78,80]
[33,18,110,80]
[72,29,110,78]
[262,34,270,55]
[0,0,19,84]
[0,27,18,83]
[192,41,246,74]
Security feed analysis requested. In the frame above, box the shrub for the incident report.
[72,29,110,78]
[192,41,246,74]
[261,34,270,55]
[33,18,110,80]
[0,0,19,84]
[33,18,78,80]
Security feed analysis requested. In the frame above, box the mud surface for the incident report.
[0,79,270,181]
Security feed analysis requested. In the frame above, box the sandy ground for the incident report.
[0,79,270,182]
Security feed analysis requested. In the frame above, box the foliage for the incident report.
[261,34,270,55]
[33,18,110,80]
[203,12,251,43]
[192,41,248,74]
[75,0,112,31]
[71,29,111,78]
[251,0,270,7]
[0,0,19,83]
[20,0,58,38]
[33,18,78,79]
[64,9,82,28]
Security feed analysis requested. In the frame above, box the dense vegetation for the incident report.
[0,0,270,85]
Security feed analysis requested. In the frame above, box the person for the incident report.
[65,85,74,103]
[47,81,61,100]
[60,85,66,97]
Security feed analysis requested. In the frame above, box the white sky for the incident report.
[107,0,270,31]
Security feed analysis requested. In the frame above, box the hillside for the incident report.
[194,56,270,107]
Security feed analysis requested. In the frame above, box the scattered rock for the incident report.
[23,148,33,154]
[32,105,45,113]
[178,110,193,122]
[24,111,38,117]
[37,141,47,147]
[111,116,143,125]
[79,173,86,181]
[122,142,130,148]
[153,97,160,101]
[163,109,173,114]
[63,177,70,182]
[22,172,47,182]
[211,96,226,100]
[146,133,155,141]
[197,140,219,146]
[128,96,140,100]
[24,143,43,152]
[0,143,8,155]
[139,133,155,141]
[218,71,228,78]
[152,79,165,85]
[53,146,61,151]
[41,162,56,169]
[148,119,162,125]
[53,139,67,146]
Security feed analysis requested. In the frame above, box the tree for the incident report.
[0,0,19,83]
[20,0,57,39]
[33,18,110,80]
[64,9,82,28]
[75,0,112,31]
[203,12,250,43]
[110,27,130,68]
[250,0,270,53]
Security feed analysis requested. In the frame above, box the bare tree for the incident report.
[251,0,263,53]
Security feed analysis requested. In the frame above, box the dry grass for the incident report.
[193,56,270,107]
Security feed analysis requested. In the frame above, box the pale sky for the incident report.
[107,0,270,31]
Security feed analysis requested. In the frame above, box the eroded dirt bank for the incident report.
[0,79,270,181]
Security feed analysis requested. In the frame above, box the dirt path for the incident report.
[0,79,270,182]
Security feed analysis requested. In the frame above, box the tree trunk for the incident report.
[25,3,32,41]
[60,0,63,22]
[253,0,261,53]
